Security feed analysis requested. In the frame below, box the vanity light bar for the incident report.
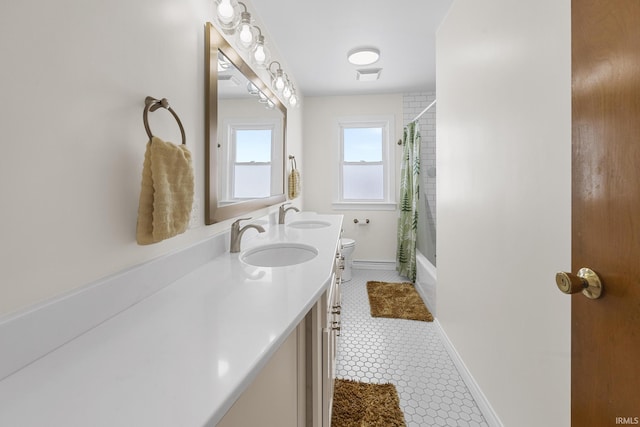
[213,0,298,107]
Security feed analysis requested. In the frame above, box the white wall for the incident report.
[436,1,571,426]
[302,95,403,263]
[0,0,302,317]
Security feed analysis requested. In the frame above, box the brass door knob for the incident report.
[555,268,603,299]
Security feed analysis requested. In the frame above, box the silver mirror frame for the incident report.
[205,22,287,224]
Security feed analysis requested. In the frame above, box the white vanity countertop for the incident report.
[0,213,343,427]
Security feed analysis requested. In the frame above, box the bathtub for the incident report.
[415,249,437,317]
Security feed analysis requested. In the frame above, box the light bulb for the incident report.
[217,0,234,24]
[275,76,285,91]
[282,85,292,99]
[239,24,253,46]
[254,45,266,63]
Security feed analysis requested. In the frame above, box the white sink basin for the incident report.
[240,243,318,267]
[287,220,331,229]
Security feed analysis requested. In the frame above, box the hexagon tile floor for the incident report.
[335,268,489,427]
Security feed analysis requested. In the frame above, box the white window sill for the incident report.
[331,202,397,211]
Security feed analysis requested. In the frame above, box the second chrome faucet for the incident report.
[230,218,265,253]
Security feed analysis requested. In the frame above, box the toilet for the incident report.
[341,238,356,282]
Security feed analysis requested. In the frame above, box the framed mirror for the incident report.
[205,22,287,224]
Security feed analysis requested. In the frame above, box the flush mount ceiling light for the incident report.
[217,57,231,72]
[347,47,380,66]
[356,68,382,81]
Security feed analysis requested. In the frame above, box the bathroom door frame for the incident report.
[571,0,640,425]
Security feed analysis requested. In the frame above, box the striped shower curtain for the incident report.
[396,121,420,281]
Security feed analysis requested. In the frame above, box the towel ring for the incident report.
[143,96,186,145]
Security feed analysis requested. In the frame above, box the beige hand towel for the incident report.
[288,169,300,199]
[136,136,194,245]
[288,157,300,199]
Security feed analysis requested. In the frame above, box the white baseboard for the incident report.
[413,283,436,319]
[434,319,504,427]
[352,259,396,270]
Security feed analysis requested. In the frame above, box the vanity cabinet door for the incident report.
[322,272,341,427]
[306,290,326,427]
[307,256,343,427]
[217,325,301,427]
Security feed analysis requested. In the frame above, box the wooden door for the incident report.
[571,0,640,425]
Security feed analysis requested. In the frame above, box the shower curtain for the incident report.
[396,121,420,281]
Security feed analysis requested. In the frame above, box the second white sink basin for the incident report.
[240,243,318,267]
[287,220,331,229]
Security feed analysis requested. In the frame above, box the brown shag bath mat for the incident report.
[331,379,406,427]
[366,281,433,322]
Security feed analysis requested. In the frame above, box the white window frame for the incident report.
[218,118,282,204]
[230,124,274,200]
[333,115,396,211]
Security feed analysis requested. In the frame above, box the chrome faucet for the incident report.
[230,218,265,253]
[278,203,300,224]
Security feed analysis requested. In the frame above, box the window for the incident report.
[334,117,395,210]
[232,128,272,198]
[217,119,282,204]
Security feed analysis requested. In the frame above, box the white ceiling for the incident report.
[248,0,454,97]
